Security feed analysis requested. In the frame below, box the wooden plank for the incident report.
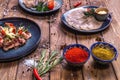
[15,8,50,80]
[0,0,119,80]
[77,30,117,80]
[0,61,18,80]
[76,0,117,80]
[0,0,10,80]
[68,0,92,80]
[62,0,90,80]
[49,0,83,80]
[101,0,120,79]
[0,0,21,80]
[102,0,120,20]
[0,0,9,18]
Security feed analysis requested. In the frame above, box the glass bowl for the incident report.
[62,44,90,67]
[90,42,118,64]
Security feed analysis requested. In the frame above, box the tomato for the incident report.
[12,29,16,34]
[18,29,23,34]
[1,30,6,35]
[0,37,3,41]
[48,0,54,10]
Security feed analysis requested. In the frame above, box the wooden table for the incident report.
[0,0,120,80]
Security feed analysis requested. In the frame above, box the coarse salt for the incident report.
[24,59,38,67]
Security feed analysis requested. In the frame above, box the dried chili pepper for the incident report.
[73,1,82,8]
[33,68,42,80]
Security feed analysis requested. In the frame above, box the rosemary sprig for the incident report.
[37,50,47,71]
[84,8,95,17]
[37,49,63,76]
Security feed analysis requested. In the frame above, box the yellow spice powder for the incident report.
[92,46,115,60]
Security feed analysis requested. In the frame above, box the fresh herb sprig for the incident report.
[35,2,49,12]
[84,8,95,17]
[36,49,63,76]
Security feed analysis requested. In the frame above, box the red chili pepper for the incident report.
[33,68,42,80]
[48,0,54,10]
[73,1,82,8]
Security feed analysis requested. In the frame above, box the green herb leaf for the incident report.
[36,50,63,76]
[35,2,49,12]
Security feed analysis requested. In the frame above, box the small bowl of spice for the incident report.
[94,7,109,21]
[90,42,118,64]
[63,44,90,67]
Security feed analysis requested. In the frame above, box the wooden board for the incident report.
[0,0,120,80]
[102,0,120,79]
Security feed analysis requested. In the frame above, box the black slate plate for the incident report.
[0,17,41,62]
[61,6,112,34]
[18,0,63,15]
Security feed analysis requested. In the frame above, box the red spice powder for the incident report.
[65,47,89,63]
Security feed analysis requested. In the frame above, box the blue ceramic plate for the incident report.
[18,0,63,15]
[61,6,112,34]
[0,17,41,62]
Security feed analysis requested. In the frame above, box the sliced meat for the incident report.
[0,23,32,51]
[12,38,21,47]
[18,37,26,45]
[66,8,103,31]
[0,37,3,47]
[3,44,14,51]
[0,26,2,30]
[3,39,14,51]
[21,32,32,40]
[23,0,39,8]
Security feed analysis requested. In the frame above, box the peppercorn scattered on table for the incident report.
[0,0,120,80]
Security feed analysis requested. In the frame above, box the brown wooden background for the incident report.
[0,0,120,80]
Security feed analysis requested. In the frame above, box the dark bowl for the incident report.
[63,44,90,67]
[90,42,118,64]
[94,7,109,21]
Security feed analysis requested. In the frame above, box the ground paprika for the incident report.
[65,47,88,63]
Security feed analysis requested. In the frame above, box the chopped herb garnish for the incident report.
[35,2,49,12]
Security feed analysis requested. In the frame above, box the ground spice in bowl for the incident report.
[63,44,90,67]
[92,46,115,60]
[65,47,89,63]
[90,42,118,64]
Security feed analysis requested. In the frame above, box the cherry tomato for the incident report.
[12,29,16,34]
[1,30,6,36]
[48,0,54,10]
[18,29,23,34]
